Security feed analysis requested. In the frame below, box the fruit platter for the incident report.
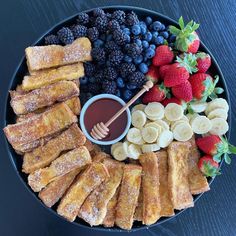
[3,6,235,231]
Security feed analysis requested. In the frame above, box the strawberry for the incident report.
[196,135,236,164]
[189,73,223,101]
[169,16,200,53]
[171,80,193,102]
[152,45,174,66]
[161,97,181,106]
[159,65,170,79]
[196,52,211,73]
[142,83,170,103]
[146,65,159,84]
[198,155,220,177]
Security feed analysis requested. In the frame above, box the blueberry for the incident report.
[149,44,156,50]
[106,34,113,41]
[145,48,155,59]
[139,22,147,35]
[124,55,132,63]
[100,34,106,41]
[151,21,162,31]
[94,39,104,48]
[144,32,152,42]
[160,31,169,39]
[80,76,88,85]
[145,16,153,25]
[152,31,159,38]
[133,55,143,64]
[132,24,141,35]
[134,39,142,47]
[125,34,131,43]
[123,27,130,35]
[126,83,137,90]
[160,24,166,31]
[123,89,133,100]
[115,89,121,97]
[142,40,149,49]
[116,77,125,88]
[155,36,164,45]
[139,63,148,73]
[88,77,96,83]
[168,34,176,43]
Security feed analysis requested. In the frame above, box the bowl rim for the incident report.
[3,5,231,232]
[79,94,131,145]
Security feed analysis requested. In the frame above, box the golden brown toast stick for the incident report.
[134,182,143,221]
[84,139,94,152]
[4,103,77,153]
[23,124,86,173]
[103,186,120,227]
[156,150,175,217]
[26,37,92,71]
[28,146,91,192]
[139,152,161,225]
[22,63,84,91]
[10,81,79,115]
[115,164,142,230]
[79,158,124,226]
[92,152,110,162]
[39,168,80,207]
[188,138,210,194]
[167,142,194,210]
[57,162,109,222]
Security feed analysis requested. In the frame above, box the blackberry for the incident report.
[94,70,104,83]
[80,84,89,93]
[87,27,99,41]
[45,34,60,45]
[93,8,105,17]
[119,63,136,78]
[102,80,117,94]
[84,63,96,76]
[113,29,128,46]
[108,50,124,66]
[57,27,74,45]
[108,20,120,31]
[95,16,108,33]
[88,83,101,94]
[106,13,112,19]
[112,10,125,24]
[71,25,87,38]
[125,11,139,26]
[126,43,142,59]
[77,12,89,25]
[91,47,106,64]
[104,67,118,80]
[129,71,146,88]
[105,41,120,53]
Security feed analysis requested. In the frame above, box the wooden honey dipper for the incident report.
[90,80,154,140]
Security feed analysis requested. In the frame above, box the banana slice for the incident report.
[191,115,212,134]
[162,117,171,126]
[111,142,123,155]
[173,123,193,142]
[154,120,170,130]
[131,104,146,113]
[190,101,208,113]
[207,108,228,120]
[127,143,142,159]
[146,114,159,121]
[164,103,184,121]
[210,118,229,135]
[157,130,174,148]
[127,128,143,144]
[171,120,188,131]
[141,144,160,153]
[145,122,163,134]
[112,142,128,161]
[205,98,229,115]
[144,102,165,119]
[131,110,147,128]
[186,113,199,123]
[141,126,159,143]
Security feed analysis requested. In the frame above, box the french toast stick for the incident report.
[156,150,175,217]
[134,182,143,221]
[188,138,210,194]
[26,37,92,71]
[10,81,79,115]
[23,124,86,173]
[57,162,109,222]
[28,146,91,192]
[22,63,84,91]
[39,168,80,207]
[139,152,161,225]
[115,164,142,230]
[4,103,77,153]
[167,142,194,210]
[79,158,124,226]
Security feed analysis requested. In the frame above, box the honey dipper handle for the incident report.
[105,80,153,127]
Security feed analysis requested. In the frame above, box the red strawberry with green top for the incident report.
[196,52,211,73]
[189,73,224,101]
[152,45,174,66]
[161,97,187,111]
[142,83,170,103]
[198,155,220,177]
[159,64,170,79]
[196,135,236,164]
[169,16,200,53]
[146,65,159,84]
[171,80,193,102]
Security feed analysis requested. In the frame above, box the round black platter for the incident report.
[3,6,231,232]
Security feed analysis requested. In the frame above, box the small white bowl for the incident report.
[80,94,131,146]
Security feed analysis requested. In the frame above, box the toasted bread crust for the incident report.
[134,182,143,221]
